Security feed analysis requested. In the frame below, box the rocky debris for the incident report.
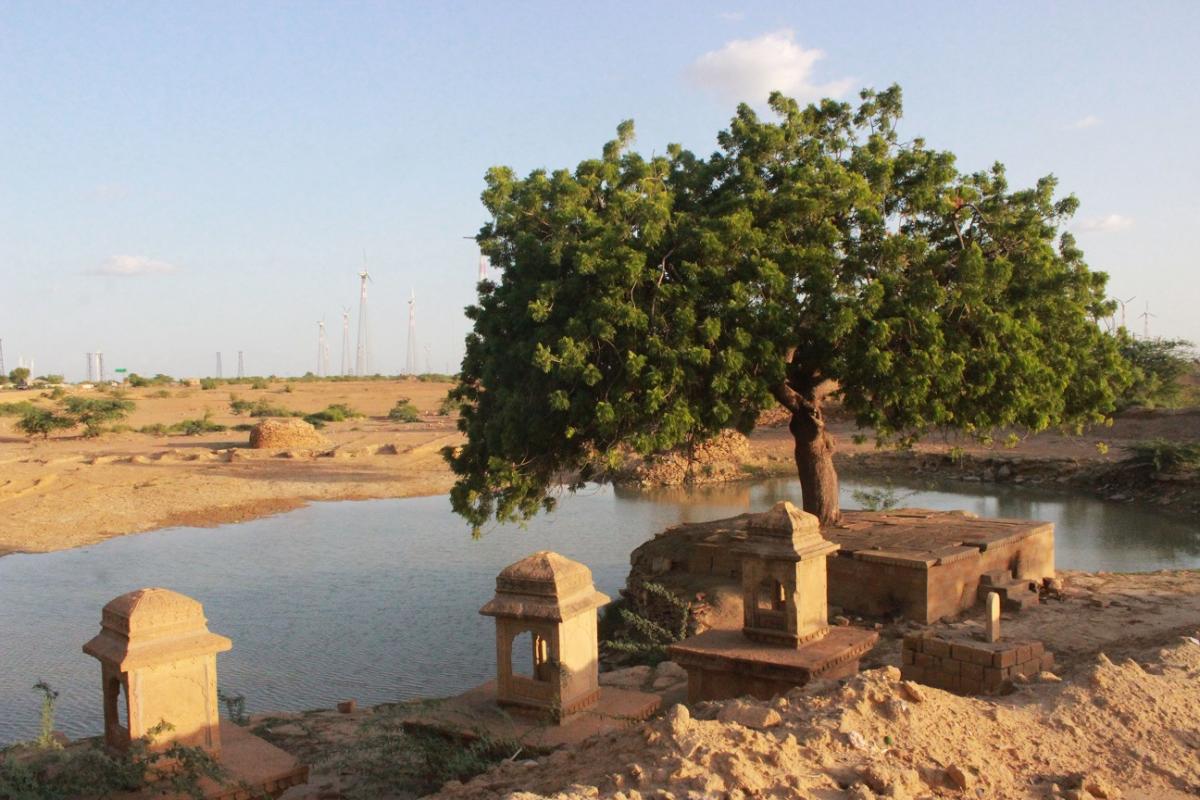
[598,665,651,690]
[611,431,752,487]
[249,418,329,450]
[427,633,1200,800]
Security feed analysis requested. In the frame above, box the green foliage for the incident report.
[437,393,464,417]
[62,396,136,437]
[304,403,363,425]
[416,373,456,383]
[1116,336,1195,409]
[388,398,421,422]
[602,582,691,666]
[199,378,218,390]
[323,706,521,798]
[127,373,175,388]
[8,367,31,385]
[149,389,172,398]
[137,423,168,436]
[168,410,227,435]
[446,86,1131,531]
[32,682,60,750]
[250,378,270,390]
[0,721,224,800]
[230,394,298,418]
[15,409,75,439]
[43,387,67,401]
[218,690,249,726]
[0,400,36,417]
[851,481,914,511]
[35,375,64,385]
[1124,439,1200,475]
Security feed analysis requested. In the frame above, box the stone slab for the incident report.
[116,721,307,799]
[668,627,878,702]
[402,682,661,750]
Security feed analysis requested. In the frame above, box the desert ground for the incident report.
[1,378,1197,558]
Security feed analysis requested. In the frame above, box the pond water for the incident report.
[1,476,1197,744]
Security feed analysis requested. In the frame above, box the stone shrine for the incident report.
[83,588,307,798]
[669,501,879,702]
[479,550,610,719]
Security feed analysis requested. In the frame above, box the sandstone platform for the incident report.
[668,626,879,702]
[403,681,661,750]
[641,508,1054,624]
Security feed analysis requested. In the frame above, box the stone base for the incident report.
[651,509,1055,624]
[902,632,1053,695]
[118,722,307,799]
[668,627,879,703]
[403,681,661,750]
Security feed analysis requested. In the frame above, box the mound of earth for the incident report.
[430,636,1200,799]
[249,418,329,450]
[614,431,753,487]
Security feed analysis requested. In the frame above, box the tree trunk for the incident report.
[788,403,841,526]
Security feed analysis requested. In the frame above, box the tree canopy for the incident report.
[446,86,1130,531]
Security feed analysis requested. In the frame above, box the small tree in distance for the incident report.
[445,86,1131,531]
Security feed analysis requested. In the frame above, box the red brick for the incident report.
[984,667,1003,685]
[902,634,925,651]
[926,639,951,658]
[961,662,984,681]
[916,653,936,668]
[1016,644,1033,663]
[950,644,977,662]
[993,648,1018,669]
[902,649,915,666]
[1040,653,1055,672]
[1029,642,1045,659]
[970,648,994,666]
[903,665,925,683]
[960,677,983,694]
[939,659,961,678]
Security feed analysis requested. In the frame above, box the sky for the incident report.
[2,1,1198,380]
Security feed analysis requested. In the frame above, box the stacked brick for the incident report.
[901,632,1053,694]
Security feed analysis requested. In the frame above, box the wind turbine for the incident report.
[355,266,371,377]
[1138,301,1156,339]
[340,306,352,376]
[1116,295,1135,331]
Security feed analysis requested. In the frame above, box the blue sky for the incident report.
[2,1,1197,380]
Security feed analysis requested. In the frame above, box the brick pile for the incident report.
[901,632,1053,694]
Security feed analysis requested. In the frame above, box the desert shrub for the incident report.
[388,399,420,423]
[228,395,252,415]
[138,423,168,436]
[231,423,254,432]
[250,378,269,390]
[42,387,67,401]
[35,375,64,385]
[199,378,218,390]
[62,396,135,438]
[16,409,75,439]
[1124,439,1200,474]
[1118,337,1196,410]
[168,411,226,436]
[249,400,298,418]
[148,389,171,399]
[436,393,464,417]
[0,401,36,417]
[108,424,134,434]
[323,706,520,798]
[282,384,294,393]
[602,582,692,666]
[416,373,456,383]
[851,481,914,511]
[304,403,362,425]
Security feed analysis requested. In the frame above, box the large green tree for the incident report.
[446,87,1130,530]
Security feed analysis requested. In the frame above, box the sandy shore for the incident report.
[1,379,1196,558]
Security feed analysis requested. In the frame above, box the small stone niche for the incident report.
[479,551,611,721]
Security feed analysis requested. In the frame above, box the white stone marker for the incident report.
[985,591,1001,643]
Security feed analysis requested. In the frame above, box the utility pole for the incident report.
[97,352,104,384]
[237,351,245,379]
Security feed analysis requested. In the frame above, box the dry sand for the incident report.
[0,379,463,556]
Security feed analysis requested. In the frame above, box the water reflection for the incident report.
[0,478,1194,744]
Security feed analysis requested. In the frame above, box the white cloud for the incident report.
[1068,115,1101,130]
[686,29,852,105]
[1077,214,1133,233]
[88,255,180,276]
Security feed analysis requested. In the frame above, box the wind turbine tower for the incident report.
[405,289,418,375]
[1139,301,1156,339]
[237,351,245,379]
[340,307,352,376]
[216,352,223,379]
[355,268,371,377]
[96,353,104,383]
[317,320,329,377]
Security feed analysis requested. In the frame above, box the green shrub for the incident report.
[149,389,172,399]
[388,399,421,423]
[250,378,270,390]
[35,375,64,385]
[15,409,76,439]
[304,403,363,425]
[167,411,227,436]
[436,393,464,417]
[0,401,36,417]
[138,423,169,436]
[601,582,692,666]
[108,424,134,434]
[62,396,135,438]
[851,481,914,511]
[199,378,218,390]
[1117,336,1196,410]
[231,423,254,432]
[1124,439,1200,474]
[416,373,456,383]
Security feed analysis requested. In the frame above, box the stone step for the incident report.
[978,577,1040,612]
